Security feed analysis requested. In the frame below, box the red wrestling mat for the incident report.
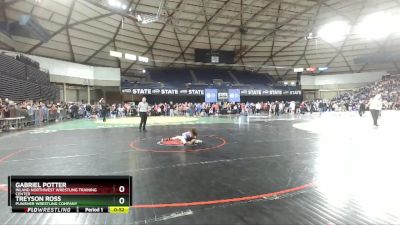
[157,139,184,146]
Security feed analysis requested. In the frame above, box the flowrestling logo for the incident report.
[152,89,161,94]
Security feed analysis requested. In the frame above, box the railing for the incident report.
[1,108,66,131]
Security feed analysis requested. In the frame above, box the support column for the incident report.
[63,83,67,102]
[87,85,91,104]
[76,89,79,102]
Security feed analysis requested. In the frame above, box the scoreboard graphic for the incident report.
[8,176,132,213]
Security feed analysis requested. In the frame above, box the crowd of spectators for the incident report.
[1,77,399,130]
[0,99,74,126]
[331,77,400,111]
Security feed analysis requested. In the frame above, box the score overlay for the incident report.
[8,176,132,213]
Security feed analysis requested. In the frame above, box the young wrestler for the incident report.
[162,128,198,145]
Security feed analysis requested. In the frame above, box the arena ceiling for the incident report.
[1,0,400,79]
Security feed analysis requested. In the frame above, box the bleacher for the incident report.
[149,69,193,88]
[122,80,163,89]
[124,68,277,90]
[192,69,234,84]
[0,54,58,101]
[0,54,26,80]
[233,70,275,86]
[26,65,50,85]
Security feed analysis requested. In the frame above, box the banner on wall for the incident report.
[228,89,241,102]
[217,89,228,101]
[121,88,302,96]
[205,89,218,103]
[239,89,302,96]
[121,88,205,95]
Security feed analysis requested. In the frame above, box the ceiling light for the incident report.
[356,12,396,40]
[125,53,137,61]
[318,21,350,43]
[110,50,122,58]
[318,67,329,72]
[294,68,304,73]
[108,0,120,8]
[138,56,149,63]
[122,4,127,10]
[142,69,146,73]
[306,67,317,73]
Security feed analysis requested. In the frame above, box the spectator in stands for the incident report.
[110,104,117,119]
[318,101,324,115]
[85,103,92,119]
[0,98,6,118]
[358,100,366,117]
[169,101,174,117]
[26,102,33,124]
[274,101,280,116]
[289,101,295,114]
[69,103,79,119]
[256,102,261,114]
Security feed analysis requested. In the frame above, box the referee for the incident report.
[138,97,149,131]
[99,98,107,122]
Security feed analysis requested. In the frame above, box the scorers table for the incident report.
[8,176,132,213]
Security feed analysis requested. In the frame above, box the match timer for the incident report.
[109,206,130,214]
[8,176,132,213]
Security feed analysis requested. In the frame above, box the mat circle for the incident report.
[129,135,226,153]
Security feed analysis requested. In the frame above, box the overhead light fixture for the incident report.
[110,50,122,58]
[318,67,329,72]
[141,16,159,25]
[107,0,130,10]
[290,81,296,86]
[356,12,395,40]
[125,53,137,61]
[318,21,350,43]
[136,0,164,25]
[108,0,121,8]
[305,33,317,41]
[138,56,149,63]
[306,67,317,73]
[294,68,304,73]
[142,69,146,73]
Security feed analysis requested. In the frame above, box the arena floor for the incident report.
[1,111,400,224]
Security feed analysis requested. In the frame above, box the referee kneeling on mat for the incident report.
[138,97,149,132]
